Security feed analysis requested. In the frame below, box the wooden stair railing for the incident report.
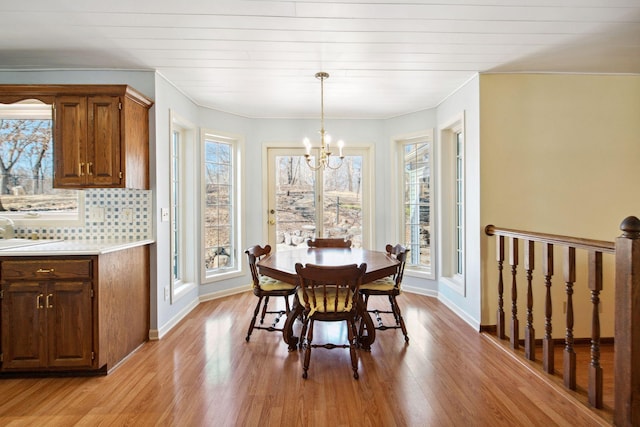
[486,216,640,427]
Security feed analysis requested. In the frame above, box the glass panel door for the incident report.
[322,156,363,247]
[268,149,318,252]
[267,148,368,251]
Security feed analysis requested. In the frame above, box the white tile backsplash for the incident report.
[15,188,152,241]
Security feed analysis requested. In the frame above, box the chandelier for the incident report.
[303,72,344,171]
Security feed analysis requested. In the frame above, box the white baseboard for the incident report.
[198,285,251,303]
[437,292,481,331]
[402,284,438,298]
[148,285,251,340]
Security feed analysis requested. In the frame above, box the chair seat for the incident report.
[258,276,296,292]
[359,277,396,292]
[297,287,355,316]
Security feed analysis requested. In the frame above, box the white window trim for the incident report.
[169,111,197,302]
[393,130,435,280]
[4,202,85,227]
[439,112,466,296]
[200,128,245,284]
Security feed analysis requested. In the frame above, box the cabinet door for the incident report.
[47,281,94,368]
[54,96,88,188]
[1,282,47,370]
[87,96,121,187]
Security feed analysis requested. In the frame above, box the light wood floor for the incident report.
[0,292,612,426]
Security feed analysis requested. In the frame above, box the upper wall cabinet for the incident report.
[0,85,153,190]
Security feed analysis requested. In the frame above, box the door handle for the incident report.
[36,293,44,309]
[268,218,275,225]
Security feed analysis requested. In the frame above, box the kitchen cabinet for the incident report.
[53,87,152,189]
[0,259,95,371]
[0,245,150,375]
[54,95,122,188]
[0,84,153,190]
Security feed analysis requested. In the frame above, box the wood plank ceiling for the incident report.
[0,0,638,118]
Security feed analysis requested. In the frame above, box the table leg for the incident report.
[357,299,376,351]
[283,295,302,351]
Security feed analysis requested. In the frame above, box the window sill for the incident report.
[5,212,84,228]
[405,267,434,281]
[202,268,244,284]
[173,281,197,303]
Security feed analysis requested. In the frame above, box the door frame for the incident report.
[262,142,374,251]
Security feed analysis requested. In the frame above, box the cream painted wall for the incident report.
[479,74,640,338]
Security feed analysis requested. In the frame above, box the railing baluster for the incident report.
[563,246,576,390]
[496,235,505,340]
[524,240,535,360]
[588,250,603,408]
[510,237,519,350]
[542,243,554,374]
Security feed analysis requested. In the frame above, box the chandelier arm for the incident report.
[326,157,345,170]
[304,154,324,171]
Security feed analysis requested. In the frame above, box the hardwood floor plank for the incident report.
[0,292,611,426]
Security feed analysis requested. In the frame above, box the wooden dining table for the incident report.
[257,247,399,351]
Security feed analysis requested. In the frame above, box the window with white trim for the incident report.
[202,130,242,281]
[398,132,433,277]
[454,130,464,276]
[440,115,465,295]
[171,129,183,282]
[170,112,197,302]
[0,100,82,224]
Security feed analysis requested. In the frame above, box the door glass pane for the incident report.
[274,155,317,251]
[322,156,362,248]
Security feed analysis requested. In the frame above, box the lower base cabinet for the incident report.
[2,280,94,371]
[0,245,149,375]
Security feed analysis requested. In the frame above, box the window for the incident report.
[440,114,465,295]
[202,130,242,281]
[454,131,464,276]
[398,132,433,277]
[169,111,197,302]
[171,129,182,282]
[0,100,81,224]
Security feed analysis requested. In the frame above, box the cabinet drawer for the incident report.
[1,259,93,280]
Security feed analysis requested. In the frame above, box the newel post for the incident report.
[614,216,640,427]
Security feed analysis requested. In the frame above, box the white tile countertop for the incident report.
[0,239,154,256]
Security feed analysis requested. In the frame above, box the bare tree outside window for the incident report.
[203,137,234,271]
[0,104,78,213]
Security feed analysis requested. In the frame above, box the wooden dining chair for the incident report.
[295,262,367,379]
[359,244,410,342]
[307,238,352,248]
[244,245,297,342]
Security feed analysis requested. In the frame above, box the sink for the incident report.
[0,238,63,250]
